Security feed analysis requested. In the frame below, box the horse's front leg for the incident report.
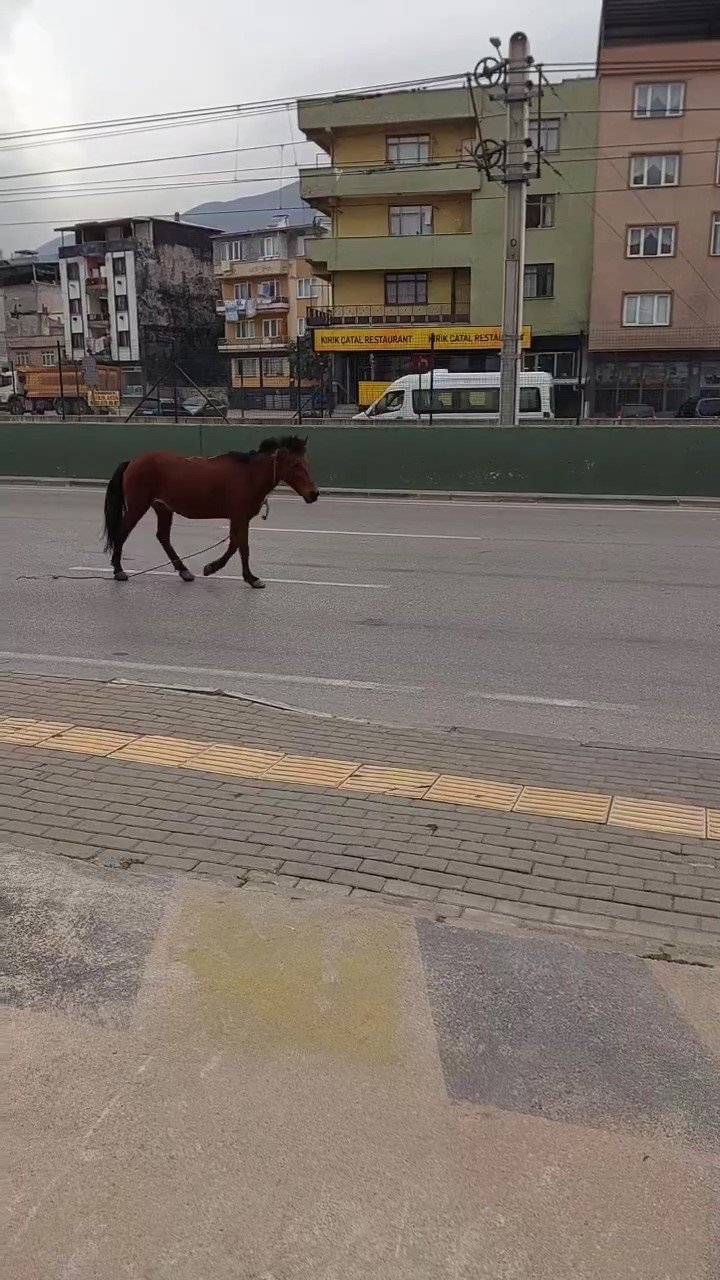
[238,520,265,589]
[202,521,239,577]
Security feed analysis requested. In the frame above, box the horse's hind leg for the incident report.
[112,500,150,581]
[153,502,194,582]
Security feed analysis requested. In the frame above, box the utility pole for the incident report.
[498,32,531,427]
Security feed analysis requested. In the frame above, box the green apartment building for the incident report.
[298,77,598,415]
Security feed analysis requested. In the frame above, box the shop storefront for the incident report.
[588,355,720,418]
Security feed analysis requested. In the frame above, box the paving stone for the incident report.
[384,879,439,901]
[331,869,386,892]
[437,889,499,911]
[279,860,334,882]
[410,868,467,890]
[359,858,414,880]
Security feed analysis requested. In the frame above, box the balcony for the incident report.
[219,336,288,352]
[214,258,289,279]
[299,163,480,208]
[306,233,473,274]
[306,303,470,327]
[85,274,108,291]
[256,295,289,312]
[87,314,110,330]
[59,238,135,259]
[298,86,475,147]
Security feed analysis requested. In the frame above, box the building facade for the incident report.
[57,216,219,395]
[588,0,720,415]
[0,257,64,371]
[214,218,331,410]
[297,77,598,415]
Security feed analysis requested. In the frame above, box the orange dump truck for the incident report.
[6,364,121,415]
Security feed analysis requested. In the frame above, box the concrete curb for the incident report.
[2,475,720,506]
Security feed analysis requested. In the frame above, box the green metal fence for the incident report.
[1,421,718,497]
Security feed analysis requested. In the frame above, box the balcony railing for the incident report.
[219,336,288,351]
[85,275,108,290]
[306,303,471,327]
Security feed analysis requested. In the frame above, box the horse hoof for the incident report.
[248,577,266,590]
[179,568,195,582]
[113,570,128,582]
[202,564,214,577]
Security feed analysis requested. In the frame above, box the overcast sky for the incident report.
[0,0,602,254]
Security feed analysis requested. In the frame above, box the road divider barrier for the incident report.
[1,421,720,497]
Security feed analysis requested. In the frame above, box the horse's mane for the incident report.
[225,435,307,465]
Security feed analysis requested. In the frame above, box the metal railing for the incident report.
[306,303,471,326]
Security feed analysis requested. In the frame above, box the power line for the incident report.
[1,181,719,230]
[0,72,468,149]
[3,133,717,189]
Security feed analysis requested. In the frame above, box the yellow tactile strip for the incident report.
[0,715,716,842]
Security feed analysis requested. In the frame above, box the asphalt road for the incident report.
[1,484,719,752]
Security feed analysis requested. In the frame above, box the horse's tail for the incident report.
[102,460,129,554]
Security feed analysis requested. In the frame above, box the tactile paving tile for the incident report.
[514,786,612,823]
[609,795,707,839]
[0,717,72,745]
[423,774,521,811]
[112,735,212,766]
[181,744,284,777]
[341,764,440,798]
[263,755,361,787]
[41,726,139,755]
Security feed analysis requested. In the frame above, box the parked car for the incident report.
[616,403,655,421]
[675,396,720,419]
[140,399,178,418]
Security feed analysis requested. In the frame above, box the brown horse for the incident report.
[102,436,319,586]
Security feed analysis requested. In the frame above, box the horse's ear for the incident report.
[303,436,308,448]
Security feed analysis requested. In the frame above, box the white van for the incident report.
[354,370,554,422]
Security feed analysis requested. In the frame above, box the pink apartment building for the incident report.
[588,0,720,415]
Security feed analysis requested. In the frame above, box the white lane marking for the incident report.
[258,526,492,542]
[470,691,638,711]
[0,651,421,692]
[68,567,389,589]
[0,649,637,713]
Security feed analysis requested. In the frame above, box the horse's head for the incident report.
[263,436,319,503]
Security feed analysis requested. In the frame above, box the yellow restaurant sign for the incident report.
[313,326,531,352]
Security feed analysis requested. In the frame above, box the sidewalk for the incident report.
[1,672,719,958]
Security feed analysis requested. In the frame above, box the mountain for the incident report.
[33,181,318,256]
[183,181,316,231]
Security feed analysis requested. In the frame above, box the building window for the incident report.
[389,205,433,236]
[711,213,720,256]
[297,276,318,298]
[14,350,30,365]
[633,83,685,119]
[626,225,676,257]
[529,119,560,154]
[295,236,306,257]
[112,255,125,276]
[118,330,130,347]
[630,154,679,188]
[234,281,251,301]
[623,293,671,327]
[262,318,281,339]
[71,335,84,353]
[260,236,280,259]
[234,357,259,379]
[69,297,82,316]
[66,262,80,282]
[523,350,577,379]
[526,194,556,228]
[523,263,554,299]
[296,317,307,337]
[385,272,429,304]
[264,356,289,377]
[717,143,720,185]
[41,350,58,367]
[236,320,254,339]
[387,134,431,166]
